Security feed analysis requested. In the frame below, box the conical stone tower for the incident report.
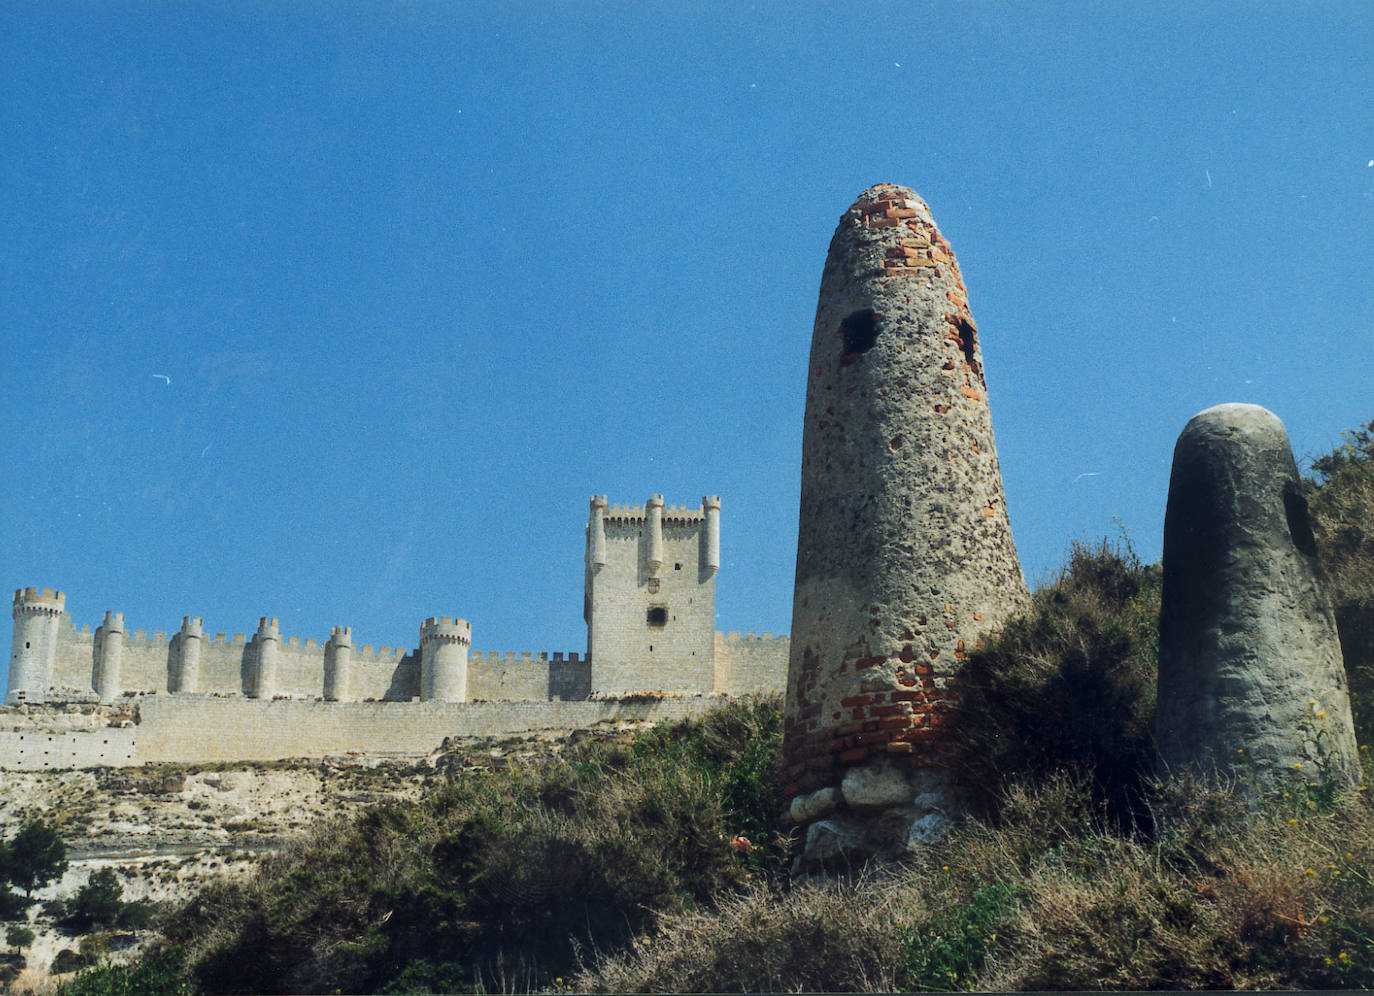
[1157,403,1361,794]
[784,184,1028,868]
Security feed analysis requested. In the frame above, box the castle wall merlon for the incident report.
[14,588,66,611]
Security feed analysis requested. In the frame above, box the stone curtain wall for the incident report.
[0,696,724,769]
[467,652,590,701]
[0,728,140,771]
[713,632,789,696]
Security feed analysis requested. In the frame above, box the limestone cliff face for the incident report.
[784,185,1028,862]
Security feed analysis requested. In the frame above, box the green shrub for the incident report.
[52,947,88,974]
[5,924,33,950]
[1307,420,1374,750]
[0,819,68,900]
[161,696,784,995]
[56,948,194,996]
[898,881,1021,991]
[948,539,1160,829]
[68,869,124,929]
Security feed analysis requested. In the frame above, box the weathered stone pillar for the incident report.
[784,184,1029,869]
[1157,403,1361,793]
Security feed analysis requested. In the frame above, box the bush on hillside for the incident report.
[577,774,1374,993]
[1307,420,1374,751]
[946,539,1161,830]
[157,696,784,995]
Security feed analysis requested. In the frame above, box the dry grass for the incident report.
[575,775,1374,993]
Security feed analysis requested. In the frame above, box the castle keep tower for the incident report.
[585,495,719,696]
[419,616,470,702]
[7,588,64,703]
[784,185,1028,863]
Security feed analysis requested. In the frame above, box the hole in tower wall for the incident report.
[647,606,668,627]
[956,317,981,376]
[839,310,880,365]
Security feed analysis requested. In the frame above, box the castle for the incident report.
[2,496,788,769]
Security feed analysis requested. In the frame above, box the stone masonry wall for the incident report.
[467,652,590,701]
[714,632,789,696]
[0,695,721,768]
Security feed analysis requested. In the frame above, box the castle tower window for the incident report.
[647,606,668,627]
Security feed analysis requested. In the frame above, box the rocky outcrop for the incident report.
[1157,403,1361,793]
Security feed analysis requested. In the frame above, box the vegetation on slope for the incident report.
[1308,419,1374,748]
[58,419,1374,994]
[143,699,783,995]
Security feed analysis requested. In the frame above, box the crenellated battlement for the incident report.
[469,651,584,666]
[6,491,788,718]
[720,631,786,643]
[12,588,65,614]
[602,501,706,524]
[420,617,471,647]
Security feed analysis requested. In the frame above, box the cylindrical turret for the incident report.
[172,616,202,693]
[702,495,722,575]
[8,588,65,704]
[95,610,125,702]
[323,626,353,702]
[419,616,470,703]
[588,495,608,570]
[645,494,665,575]
[252,617,280,699]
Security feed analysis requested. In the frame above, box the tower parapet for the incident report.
[419,616,470,702]
[8,588,65,703]
[94,611,125,702]
[323,626,354,702]
[251,617,280,699]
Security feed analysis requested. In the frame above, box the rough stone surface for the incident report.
[783,184,1029,867]
[789,785,840,824]
[840,759,914,810]
[907,811,953,844]
[799,817,868,869]
[1157,403,1361,792]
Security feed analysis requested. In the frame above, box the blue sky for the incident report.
[2,2,1371,680]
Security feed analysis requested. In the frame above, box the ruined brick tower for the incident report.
[784,184,1028,866]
